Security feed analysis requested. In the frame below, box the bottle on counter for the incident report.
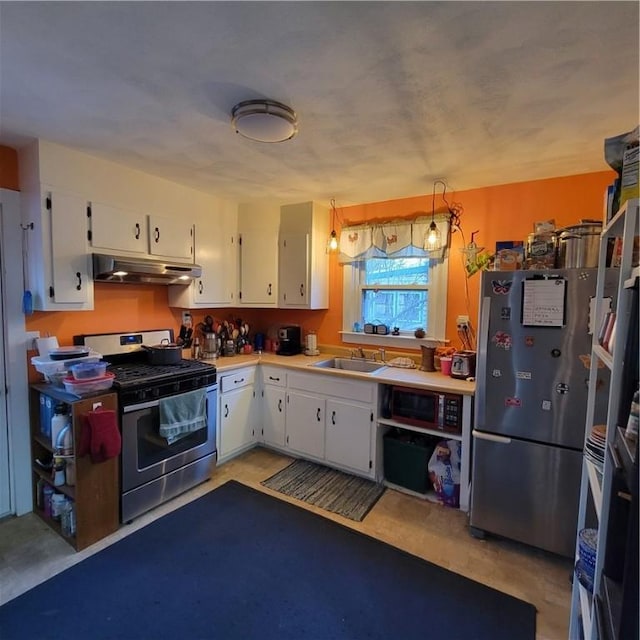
[51,404,70,450]
[625,390,639,441]
[193,337,201,360]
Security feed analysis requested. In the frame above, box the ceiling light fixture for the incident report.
[327,198,340,254]
[231,99,298,143]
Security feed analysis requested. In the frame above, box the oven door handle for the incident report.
[123,399,161,413]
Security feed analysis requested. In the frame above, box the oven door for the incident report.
[121,384,217,493]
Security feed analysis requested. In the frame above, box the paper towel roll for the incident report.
[36,336,59,357]
[305,332,318,354]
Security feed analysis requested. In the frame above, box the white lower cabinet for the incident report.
[218,368,257,461]
[286,390,326,460]
[219,365,376,479]
[325,399,373,475]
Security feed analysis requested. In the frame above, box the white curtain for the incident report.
[338,216,450,263]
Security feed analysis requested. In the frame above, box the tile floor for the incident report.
[0,448,572,639]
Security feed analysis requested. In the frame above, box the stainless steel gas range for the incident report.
[75,329,217,522]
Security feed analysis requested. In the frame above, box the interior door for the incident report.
[0,203,12,517]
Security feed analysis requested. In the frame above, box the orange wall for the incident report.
[3,145,614,350]
[331,171,616,348]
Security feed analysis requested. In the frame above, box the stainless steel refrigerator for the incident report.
[469,268,617,557]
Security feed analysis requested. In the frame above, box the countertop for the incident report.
[202,352,476,396]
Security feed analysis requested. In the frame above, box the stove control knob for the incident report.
[152,388,160,399]
[137,389,146,402]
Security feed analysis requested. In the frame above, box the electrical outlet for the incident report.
[456,315,470,330]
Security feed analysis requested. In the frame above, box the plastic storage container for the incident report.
[68,361,108,380]
[383,430,436,494]
[63,372,115,396]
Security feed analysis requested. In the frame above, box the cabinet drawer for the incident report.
[261,366,287,387]
[220,367,255,393]
[288,372,374,404]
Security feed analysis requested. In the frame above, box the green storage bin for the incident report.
[383,431,436,494]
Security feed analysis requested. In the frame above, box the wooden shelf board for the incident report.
[378,418,462,441]
[593,344,613,370]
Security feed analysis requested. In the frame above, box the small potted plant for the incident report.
[414,327,426,338]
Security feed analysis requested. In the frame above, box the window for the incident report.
[343,255,448,341]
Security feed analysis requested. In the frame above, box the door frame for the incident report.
[0,188,32,516]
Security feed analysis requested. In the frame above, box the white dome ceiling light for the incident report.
[231,99,298,143]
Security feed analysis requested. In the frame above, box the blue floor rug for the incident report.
[0,480,536,639]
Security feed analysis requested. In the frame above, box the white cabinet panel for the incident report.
[279,233,309,307]
[239,230,278,305]
[263,386,286,448]
[219,384,256,459]
[286,390,325,459]
[278,201,329,309]
[325,399,373,474]
[89,202,146,254]
[48,191,92,305]
[169,209,237,308]
[148,214,193,261]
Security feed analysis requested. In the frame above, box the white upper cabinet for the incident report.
[148,213,194,261]
[237,203,280,306]
[20,186,94,310]
[89,202,146,254]
[278,201,329,309]
[168,206,238,308]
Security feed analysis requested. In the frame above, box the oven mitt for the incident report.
[78,409,122,463]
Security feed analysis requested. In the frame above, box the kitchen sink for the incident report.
[311,357,387,373]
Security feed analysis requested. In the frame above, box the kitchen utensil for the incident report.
[557,221,602,268]
[141,340,183,365]
[21,222,33,315]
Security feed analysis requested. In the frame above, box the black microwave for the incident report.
[384,385,463,434]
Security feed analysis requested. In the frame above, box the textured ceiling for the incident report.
[1,1,638,206]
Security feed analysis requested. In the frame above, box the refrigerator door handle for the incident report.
[475,296,492,425]
[472,429,512,444]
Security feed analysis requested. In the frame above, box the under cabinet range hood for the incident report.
[92,254,201,285]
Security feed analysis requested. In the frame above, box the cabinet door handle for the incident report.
[278,398,282,412]
[198,280,203,295]
[267,283,272,296]
[300,284,304,297]
[234,378,245,385]
[269,376,280,382]
[154,227,160,243]
[134,223,141,240]
[331,410,336,425]
[224,404,229,418]
[75,272,82,291]
[316,408,321,422]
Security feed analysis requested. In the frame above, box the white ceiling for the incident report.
[1,1,638,206]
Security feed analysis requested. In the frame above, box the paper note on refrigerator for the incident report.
[521,278,566,327]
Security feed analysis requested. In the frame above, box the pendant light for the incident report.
[425,181,444,252]
[327,198,340,254]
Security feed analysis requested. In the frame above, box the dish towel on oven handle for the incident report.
[78,408,122,463]
[159,388,208,445]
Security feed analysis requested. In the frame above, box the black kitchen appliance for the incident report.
[276,325,301,356]
[74,329,217,522]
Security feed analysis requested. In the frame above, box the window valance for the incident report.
[338,216,450,264]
